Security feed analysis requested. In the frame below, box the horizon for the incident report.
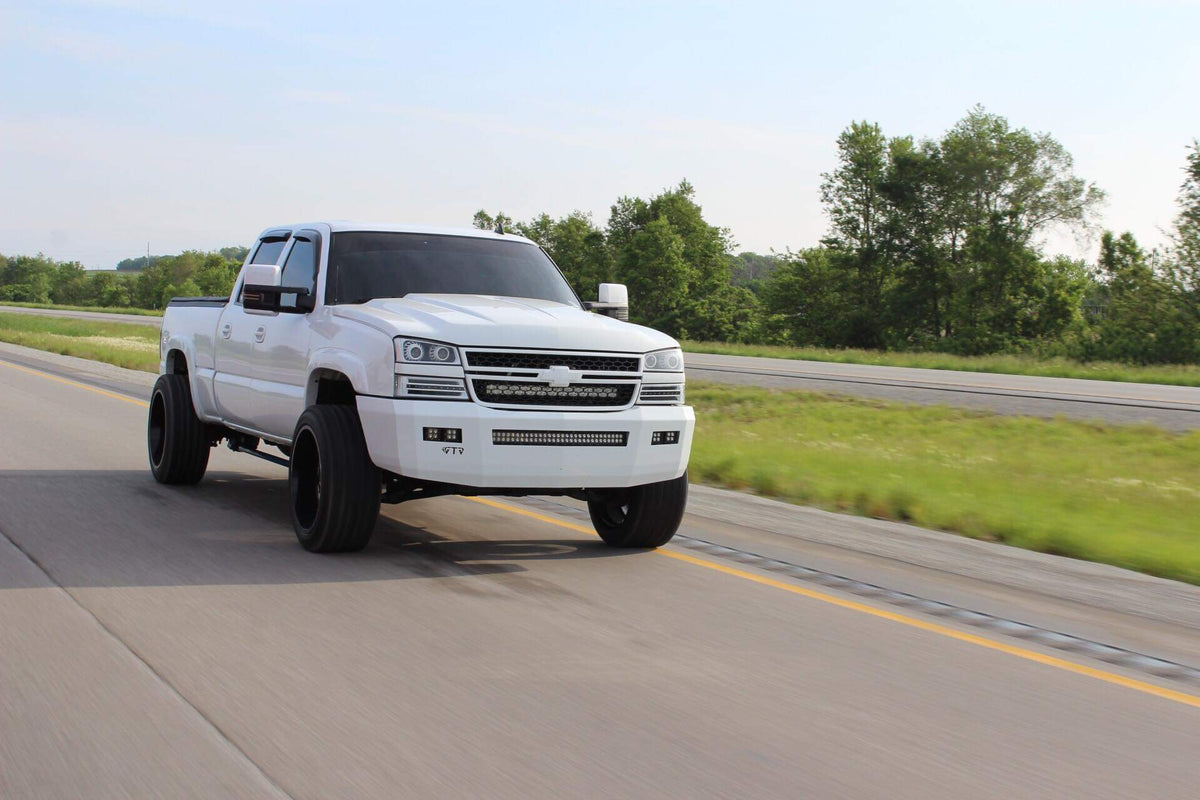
[2,0,1197,269]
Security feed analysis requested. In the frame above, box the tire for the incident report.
[147,373,210,485]
[289,404,381,553]
[587,471,688,548]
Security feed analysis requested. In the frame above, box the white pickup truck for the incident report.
[151,222,694,552]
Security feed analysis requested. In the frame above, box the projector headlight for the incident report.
[395,338,459,365]
[643,347,684,372]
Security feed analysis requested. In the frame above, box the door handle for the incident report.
[254,326,265,343]
[221,323,231,339]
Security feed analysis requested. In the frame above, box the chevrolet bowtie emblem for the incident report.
[545,365,574,387]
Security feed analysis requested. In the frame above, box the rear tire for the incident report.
[289,405,381,553]
[588,472,688,548]
[147,373,210,485]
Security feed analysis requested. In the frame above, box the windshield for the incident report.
[326,232,579,307]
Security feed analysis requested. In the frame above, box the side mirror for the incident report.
[586,282,629,321]
[242,263,313,313]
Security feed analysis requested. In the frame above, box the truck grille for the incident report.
[473,380,636,407]
[465,351,640,372]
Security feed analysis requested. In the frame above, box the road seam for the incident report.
[0,525,297,799]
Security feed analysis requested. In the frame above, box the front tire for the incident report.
[148,373,210,485]
[289,405,381,553]
[588,472,688,548]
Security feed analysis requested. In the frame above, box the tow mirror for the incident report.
[586,283,629,321]
[242,263,314,313]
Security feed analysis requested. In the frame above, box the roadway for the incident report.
[1,342,1198,799]
[3,304,1198,428]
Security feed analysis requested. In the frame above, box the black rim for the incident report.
[291,428,321,531]
[148,390,166,467]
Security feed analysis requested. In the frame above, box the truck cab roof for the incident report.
[257,221,537,247]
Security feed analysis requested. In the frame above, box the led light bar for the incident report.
[492,430,629,447]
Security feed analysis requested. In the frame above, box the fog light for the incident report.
[423,427,462,442]
[651,430,680,445]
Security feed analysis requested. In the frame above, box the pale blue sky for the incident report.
[1,0,1197,267]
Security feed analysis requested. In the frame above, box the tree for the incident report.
[615,217,692,335]
[517,211,611,299]
[760,248,850,346]
[819,121,891,347]
[472,209,514,232]
[1091,231,1197,364]
[1166,140,1200,325]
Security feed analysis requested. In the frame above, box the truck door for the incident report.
[213,232,290,429]
[250,230,319,440]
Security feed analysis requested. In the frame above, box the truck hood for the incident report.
[331,294,678,353]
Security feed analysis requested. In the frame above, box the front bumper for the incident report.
[356,396,695,489]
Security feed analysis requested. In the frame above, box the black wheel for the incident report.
[587,471,688,548]
[289,405,381,553]
[148,373,210,485]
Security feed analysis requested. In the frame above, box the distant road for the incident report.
[4,304,1198,428]
[1,343,1198,798]
[686,352,1200,429]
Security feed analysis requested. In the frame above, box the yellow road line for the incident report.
[9,357,1199,710]
[0,358,149,407]
[468,496,1200,710]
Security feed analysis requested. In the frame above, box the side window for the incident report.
[279,237,318,309]
[252,239,288,265]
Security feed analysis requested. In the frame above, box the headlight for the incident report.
[643,347,684,372]
[395,337,459,365]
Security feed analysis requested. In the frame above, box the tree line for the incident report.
[0,247,247,310]
[2,107,1196,364]
[477,107,1198,364]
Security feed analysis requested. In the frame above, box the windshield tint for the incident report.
[326,232,579,307]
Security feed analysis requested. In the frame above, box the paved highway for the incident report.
[1,342,1198,798]
[4,303,1199,428]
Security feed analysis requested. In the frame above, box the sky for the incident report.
[1,0,1198,269]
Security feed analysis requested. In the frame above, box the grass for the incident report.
[4,311,1196,584]
[0,311,160,372]
[684,340,1200,388]
[689,382,1200,585]
[0,301,163,317]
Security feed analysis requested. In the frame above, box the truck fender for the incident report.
[306,348,374,407]
[161,335,219,420]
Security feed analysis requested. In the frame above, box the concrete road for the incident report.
[4,303,1199,428]
[686,352,1200,430]
[1,344,1198,798]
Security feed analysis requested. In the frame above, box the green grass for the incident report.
[0,301,163,317]
[0,311,160,372]
[684,340,1200,387]
[689,382,1200,584]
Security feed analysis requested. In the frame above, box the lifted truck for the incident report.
[151,222,694,552]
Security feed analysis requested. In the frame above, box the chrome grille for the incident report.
[396,375,468,399]
[473,380,635,407]
[638,384,684,404]
[466,350,640,372]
